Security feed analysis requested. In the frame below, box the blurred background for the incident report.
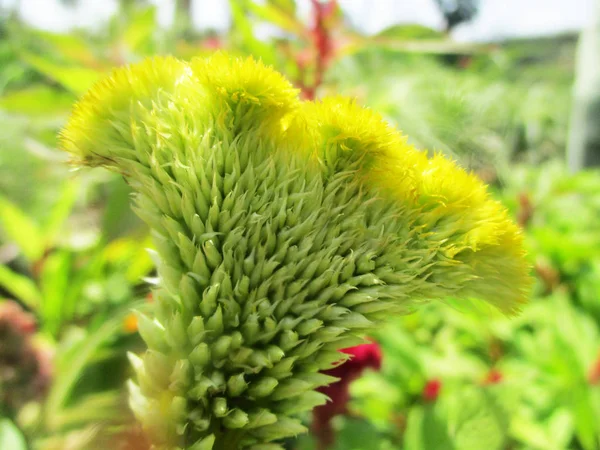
[0,0,599,449]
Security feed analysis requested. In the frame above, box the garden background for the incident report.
[1,1,600,449]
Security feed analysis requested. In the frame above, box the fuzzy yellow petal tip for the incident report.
[190,52,300,112]
[292,96,533,313]
[59,53,532,316]
[59,56,190,166]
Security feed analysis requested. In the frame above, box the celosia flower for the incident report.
[312,341,382,449]
[0,301,52,415]
[60,53,531,449]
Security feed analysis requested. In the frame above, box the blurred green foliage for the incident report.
[0,1,597,449]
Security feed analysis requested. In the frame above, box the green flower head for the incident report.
[60,53,531,450]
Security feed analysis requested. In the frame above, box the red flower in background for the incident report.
[422,378,442,402]
[484,369,504,385]
[202,36,222,50]
[312,341,382,449]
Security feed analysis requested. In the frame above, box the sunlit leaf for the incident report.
[103,236,153,283]
[40,250,72,335]
[0,85,74,115]
[229,0,277,66]
[51,391,128,430]
[0,193,44,262]
[32,30,96,67]
[332,417,395,450]
[123,7,157,52]
[21,52,101,96]
[404,404,454,450]
[341,37,490,59]
[376,24,445,40]
[0,418,27,450]
[510,418,555,449]
[267,0,296,15]
[571,384,599,450]
[45,180,79,244]
[446,388,508,450]
[0,264,42,309]
[45,300,145,431]
[246,0,305,36]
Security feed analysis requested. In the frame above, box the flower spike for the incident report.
[60,54,531,449]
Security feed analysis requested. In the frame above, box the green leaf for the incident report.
[404,405,454,450]
[32,30,95,66]
[44,180,79,244]
[510,418,555,450]
[39,250,72,335]
[0,85,74,115]
[246,1,305,36]
[229,0,277,66]
[0,194,44,262]
[21,52,101,96]
[446,388,508,450]
[546,409,575,449]
[332,417,395,450]
[0,264,42,309]
[376,24,445,40]
[354,38,489,57]
[44,300,145,431]
[0,418,27,450]
[267,0,296,15]
[571,384,599,450]
[50,391,128,430]
[123,7,157,52]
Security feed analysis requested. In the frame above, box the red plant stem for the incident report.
[589,352,600,385]
[300,0,336,99]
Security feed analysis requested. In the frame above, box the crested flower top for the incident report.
[60,53,531,450]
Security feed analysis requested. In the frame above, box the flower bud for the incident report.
[206,306,224,336]
[187,316,205,345]
[211,335,232,360]
[271,378,312,401]
[144,350,172,388]
[180,274,202,313]
[212,397,228,417]
[166,311,188,350]
[169,359,192,391]
[203,239,222,269]
[189,434,215,450]
[248,377,279,398]
[250,417,306,442]
[200,284,219,317]
[278,330,300,352]
[223,408,249,429]
[227,373,247,397]
[135,312,168,352]
[189,343,210,368]
[189,377,214,400]
[296,318,323,336]
[241,313,260,344]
